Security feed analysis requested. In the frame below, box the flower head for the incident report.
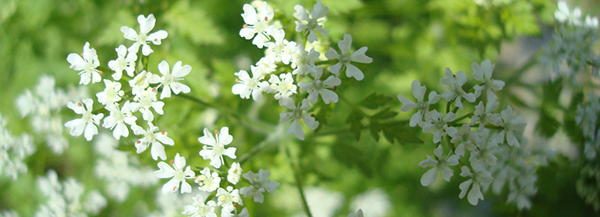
[198,127,237,169]
[121,14,168,56]
[326,34,372,80]
[155,153,195,194]
[64,98,104,141]
[156,60,192,99]
[67,42,101,85]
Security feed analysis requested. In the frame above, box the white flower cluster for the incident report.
[542,1,599,78]
[65,14,191,161]
[16,75,86,154]
[233,0,372,139]
[154,127,278,217]
[0,115,34,180]
[399,60,545,209]
[93,134,157,201]
[35,170,106,217]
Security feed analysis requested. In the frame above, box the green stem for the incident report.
[284,143,313,217]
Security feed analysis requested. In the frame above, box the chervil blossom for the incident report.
[240,170,279,203]
[155,153,195,194]
[239,0,276,48]
[183,194,218,217]
[294,1,328,42]
[195,168,221,193]
[472,60,504,101]
[96,80,124,106]
[130,88,164,121]
[216,186,242,214]
[232,69,267,100]
[471,99,502,128]
[268,73,297,100]
[555,1,582,25]
[129,70,160,96]
[227,162,242,185]
[291,48,320,75]
[585,15,599,28]
[280,99,319,140]
[64,98,104,141]
[299,69,341,104]
[67,42,101,85]
[421,111,457,144]
[121,14,168,56]
[458,166,493,206]
[156,60,191,99]
[326,34,373,80]
[132,123,174,160]
[265,29,298,64]
[397,80,440,127]
[108,45,137,80]
[419,146,460,186]
[102,102,138,139]
[498,107,526,147]
[441,69,477,108]
[198,127,237,169]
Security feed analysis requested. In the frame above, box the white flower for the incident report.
[195,168,221,193]
[239,1,276,48]
[291,48,320,75]
[279,99,319,140]
[294,2,328,42]
[129,70,160,96]
[419,146,459,186]
[156,60,192,99]
[471,99,502,128]
[421,111,457,144]
[155,153,195,194]
[232,69,267,100]
[121,14,168,56]
[498,106,526,147]
[183,195,217,217]
[240,170,278,203]
[227,162,243,185]
[132,123,174,160]
[458,166,492,206]
[268,73,297,100]
[441,69,477,108]
[397,80,439,127]
[326,34,372,80]
[96,79,124,106]
[130,88,164,121]
[554,1,582,25]
[472,60,504,102]
[585,15,599,28]
[216,186,242,213]
[265,29,298,64]
[67,42,101,85]
[64,98,104,141]
[102,102,138,139]
[108,45,137,80]
[299,69,341,104]
[252,56,277,78]
[198,127,237,169]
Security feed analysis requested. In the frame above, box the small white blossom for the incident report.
[419,146,459,186]
[240,170,278,203]
[156,60,192,99]
[155,153,195,194]
[291,48,320,75]
[195,168,221,193]
[102,102,138,139]
[294,2,328,42]
[64,98,104,141]
[239,0,276,48]
[198,127,237,169]
[421,111,457,144]
[472,60,504,101]
[265,29,298,64]
[498,106,526,147]
[555,1,582,25]
[108,45,137,80]
[96,79,124,106]
[441,69,477,108]
[326,34,372,80]
[458,166,492,206]
[216,186,242,213]
[268,73,297,100]
[227,162,243,185]
[121,14,168,56]
[397,80,440,127]
[132,123,174,160]
[280,99,319,140]
[299,69,341,104]
[130,88,164,121]
[232,69,267,100]
[67,42,101,85]
[183,194,218,217]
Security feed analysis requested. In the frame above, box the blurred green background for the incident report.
[1,0,600,216]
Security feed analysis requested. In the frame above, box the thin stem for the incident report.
[284,143,313,217]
